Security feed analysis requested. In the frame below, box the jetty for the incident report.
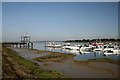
[2,34,33,49]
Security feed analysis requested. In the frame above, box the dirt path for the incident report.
[11,47,119,78]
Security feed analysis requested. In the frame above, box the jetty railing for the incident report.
[2,42,33,49]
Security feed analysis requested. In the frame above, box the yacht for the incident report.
[80,46,92,52]
[46,42,61,48]
[62,43,80,50]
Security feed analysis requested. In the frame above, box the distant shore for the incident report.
[65,38,120,43]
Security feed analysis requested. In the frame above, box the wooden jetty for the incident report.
[2,42,33,49]
[2,34,33,49]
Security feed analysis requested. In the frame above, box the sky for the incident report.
[2,2,118,41]
[1,0,120,2]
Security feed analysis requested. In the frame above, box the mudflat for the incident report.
[11,47,119,78]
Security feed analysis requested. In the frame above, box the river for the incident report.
[33,41,120,61]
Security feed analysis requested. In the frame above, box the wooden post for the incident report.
[45,42,46,50]
[28,43,30,49]
[20,44,21,48]
[31,43,33,49]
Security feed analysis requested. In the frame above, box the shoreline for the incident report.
[2,47,65,78]
[27,48,120,64]
[8,47,119,78]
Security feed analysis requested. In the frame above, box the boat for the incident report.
[62,43,80,50]
[62,49,80,55]
[93,48,103,52]
[62,43,71,49]
[80,46,92,52]
[104,52,114,56]
[112,49,120,54]
[112,45,120,54]
[46,42,61,48]
[93,45,104,52]
[103,45,120,55]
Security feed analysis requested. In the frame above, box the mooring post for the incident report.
[31,43,33,49]
[45,42,46,50]
[19,43,21,48]
[28,43,29,49]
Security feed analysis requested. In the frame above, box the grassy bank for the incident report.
[31,49,119,64]
[34,52,75,62]
[29,49,50,54]
[74,58,120,65]
[2,47,65,78]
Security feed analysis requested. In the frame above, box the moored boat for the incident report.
[46,42,62,48]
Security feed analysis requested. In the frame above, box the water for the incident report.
[33,41,120,61]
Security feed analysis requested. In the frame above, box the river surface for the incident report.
[33,41,120,61]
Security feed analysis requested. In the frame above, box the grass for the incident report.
[28,49,50,54]
[34,52,75,62]
[74,58,120,65]
[74,58,119,76]
[2,47,65,78]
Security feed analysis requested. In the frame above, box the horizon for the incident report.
[2,2,119,42]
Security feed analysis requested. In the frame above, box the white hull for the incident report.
[46,42,61,48]
[62,46,79,50]
[112,49,120,54]
[93,48,104,52]
[104,52,114,56]
[80,47,92,52]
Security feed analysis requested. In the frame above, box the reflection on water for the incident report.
[62,49,80,55]
[74,52,119,61]
[33,41,120,61]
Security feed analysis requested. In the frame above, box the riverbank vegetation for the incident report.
[29,49,51,54]
[29,49,119,64]
[74,58,120,65]
[65,38,120,42]
[34,52,75,62]
[2,47,65,78]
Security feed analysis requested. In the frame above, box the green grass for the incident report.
[74,58,120,65]
[28,49,50,54]
[34,52,75,62]
[2,47,65,78]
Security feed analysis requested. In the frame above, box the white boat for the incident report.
[46,42,61,48]
[62,49,80,55]
[62,43,80,50]
[68,45,80,50]
[93,48,103,52]
[103,48,113,52]
[63,45,80,50]
[53,44,61,47]
[62,43,71,49]
[46,42,54,47]
[111,49,120,54]
[103,47,120,54]
[112,45,120,54]
[80,50,91,54]
[93,46,104,52]
[80,46,92,52]
[104,52,114,56]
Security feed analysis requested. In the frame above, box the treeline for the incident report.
[65,38,120,42]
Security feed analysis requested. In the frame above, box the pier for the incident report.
[2,34,33,49]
